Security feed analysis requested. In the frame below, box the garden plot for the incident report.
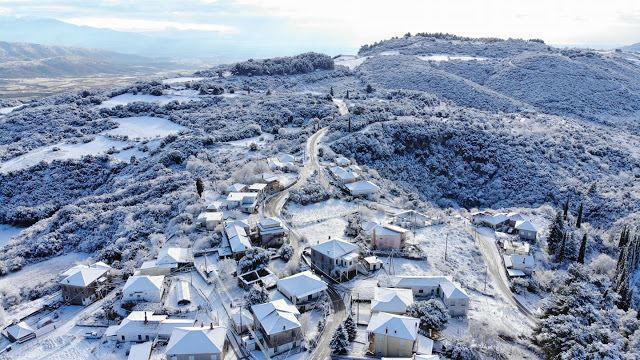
[102,116,187,140]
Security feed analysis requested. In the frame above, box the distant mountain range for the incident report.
[0,41,188,78]
[623,43,640,51]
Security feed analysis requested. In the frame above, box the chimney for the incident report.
[144,312,148,324]
[201,321,205,328]
[328,236,331,239]
[210,323,214,330]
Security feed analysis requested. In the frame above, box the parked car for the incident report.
[84,331,100,339]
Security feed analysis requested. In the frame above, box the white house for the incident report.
[251,299,302,356]
[255,173,281,192]
[334,156,351,167]
[157,247,191,269]
[329,166,359,184]
[112,312,195,343]
[224,183,247,195]
[388,276,470,316]
[347,164,362,175]
[364,256,384,271]
[197,211,224,230]
[369,224,409,250]
[507,212,525,227]
[515,220,538,241]
[346,181,380,196]
[248,183,268,197]
[276,271,327,311]
[165,326,227,360]
[392,210,428,228]
[367,312,419,357]
[123,275,165,303]
[371,288,414,314]
[310,238,359,282]
[503,255,534,277]
[59,262,111,306]
[257,217,289,246]
[480,213,509,230]
[226,192,259,213]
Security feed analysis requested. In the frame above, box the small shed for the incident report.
[6,322,35,343]
[363,256,383,271]
[175,280,191,305]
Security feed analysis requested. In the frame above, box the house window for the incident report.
[145,335,150,340]
[308,294,313,301]
[138,335,142,341]
[418,289,423,294]
[121,335,125,341]
[189,356,195,360]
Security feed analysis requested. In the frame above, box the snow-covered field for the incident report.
[0,224,26,247]
[334,55,367,69]
[97,93,201,108]
[286,199,358,226]
[102,116,187,139]
[0,136,129,174]
[417,54,488,61]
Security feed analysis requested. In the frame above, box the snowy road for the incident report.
[472,226,539,324]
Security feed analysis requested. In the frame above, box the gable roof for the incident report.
[252,299,301,335]
[395,210,428,221]
[157,247,190,267]
[506,254,535,267]
[277,271,327,299]
[438,281,469,300]
[225,223,252,253]
[128,342,152,360]
[278,154,296,163]
[507,212,525,221]
[391,276,450,289]
[123,275,164,294]
[346,181,380,192]
[371,288,414,313]
[226,183,247,192]
[310,239,358,259]
[60,264,110,287]
[165,327,227,355]
[371,224,409,236]
[367,312,419,341]
[515,220,537,232]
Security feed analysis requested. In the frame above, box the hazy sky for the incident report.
[1,0,639,48]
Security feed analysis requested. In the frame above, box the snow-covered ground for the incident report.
[97,93,201,108]
[0,224,26,247]
[0,105,21,115]
[286,199,358,226]
[162,77,205,85]
[334,55,368,69]
[102,116,187,140]
[0,136,129,174]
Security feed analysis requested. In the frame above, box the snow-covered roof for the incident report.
[278,154,296,163]
[225,223,252,253]
[60,263,110,287]
[116,312,167,335]
[391,276,450,289]
[199,211,223,222]
[231,309,253,327]
[507,269,527,277]
[504,240,530,254]
[346,180,380,193]
[417,334,435,356]
[175,280,191,303]
[248,183,268,191]
[252,299,301,335]
[7,322,34,340]
[258,217,286,230]
[507,212,524,221]
[227,192,258,202]
[361,221,380,232]
[438,281,469,300]
[128,342,152,360]
[257,173,279,183]
[226,183,247,193]
[347,164,362,172]
[515,220,537,232]
[367,312,419,341]
[310,238,358,259]
[206,202,223,211]
[123,275,164,294]
[371,288,414,313]
[364,256,383,265]
[505,254,534,267]
[156,247,190,267]
[483,213,508,226]
[335,156,351,166]
[277,271,327,299]
[371,224,409,236]
[165,326,227,355]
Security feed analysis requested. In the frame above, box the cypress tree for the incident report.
[563,198,570,220]
[548,212,565,255]
[346,90,349,99]
[558,231,567,262]
[330,86,334,96]
[576,203,583,228]
[578,234,587,264]
[344,315,357,342]
[196,178,204,198]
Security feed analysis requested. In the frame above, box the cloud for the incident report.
[61,16,237,33]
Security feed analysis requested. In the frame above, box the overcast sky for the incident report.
[1,0,639,49]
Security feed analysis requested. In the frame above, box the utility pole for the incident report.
[484,265,488,292]
[357,292,360,325]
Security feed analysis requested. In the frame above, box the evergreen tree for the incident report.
[346,90,349,99]
[244,284,269,309]
[330,86,334,96]
[407,299,449,332]
[247,87,251,94]
[558,231,567,262]
[348,116,351,132]
[366,84,373,93]
[563,198,570,220]
[548,212,565,256]
[195,178,204,198]
[343,314,357,342]
[578,234,587,264]
[329,324,349,354]
[576,203,583,228]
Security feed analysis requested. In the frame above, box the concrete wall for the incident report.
[369,333,415,357]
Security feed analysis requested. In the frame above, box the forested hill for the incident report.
[356,34,640,122]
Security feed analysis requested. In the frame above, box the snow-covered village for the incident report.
[1,2,640,360]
